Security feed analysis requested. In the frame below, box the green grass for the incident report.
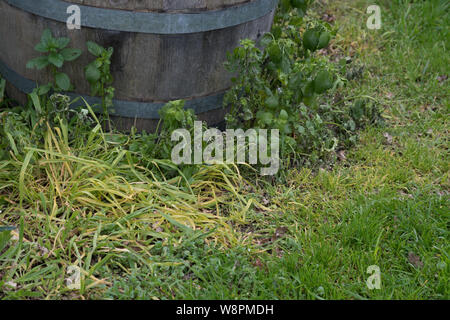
[0,0,449,299]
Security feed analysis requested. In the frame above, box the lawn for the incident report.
[0,0,448,299]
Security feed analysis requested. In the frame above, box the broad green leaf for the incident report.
[48,52,64,68]
[34,42,48,53]
[61,48,82,61]
[87,41,104,57]
[317,32,331,49]
[175,110,184,122]
[40,29,53,46]
[37,83,52,96]
[55,37,70,49]
[313,70,333,94]
[296,125,306,135]
[29,91,42,113]
[94,59,103,68]
[85,63,101,83]
[26,56,49,70]
[302,81,315,98]
[303,29,320,51]
[55,72,71,91]
[257,111,273,125]
[90,81,101,96]
[265,95,279,109]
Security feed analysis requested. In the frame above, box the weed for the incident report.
[85,41,115,127]
[26,29,81,92]
[224,1,382,168]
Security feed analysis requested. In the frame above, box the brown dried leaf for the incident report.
[408,252,424,268]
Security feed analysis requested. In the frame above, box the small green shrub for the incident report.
[224,1,382,167]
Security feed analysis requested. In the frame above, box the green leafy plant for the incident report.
[26,29,81,92]
[0,0,447,301]
[280,0,311,18]
[129,100,198,162]
[126,100,206,182]
[223,1,381,167]
[0,91,90,160]
[85,41,115,127]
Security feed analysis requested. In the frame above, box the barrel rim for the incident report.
[4,0,279,34]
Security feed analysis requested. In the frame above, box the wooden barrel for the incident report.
[0,0,277,130]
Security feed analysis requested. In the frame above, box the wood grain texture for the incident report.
[0,0,275,130]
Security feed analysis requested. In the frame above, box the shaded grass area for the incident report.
[1,0,449,299]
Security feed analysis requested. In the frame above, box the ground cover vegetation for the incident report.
[0,0,448,299]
